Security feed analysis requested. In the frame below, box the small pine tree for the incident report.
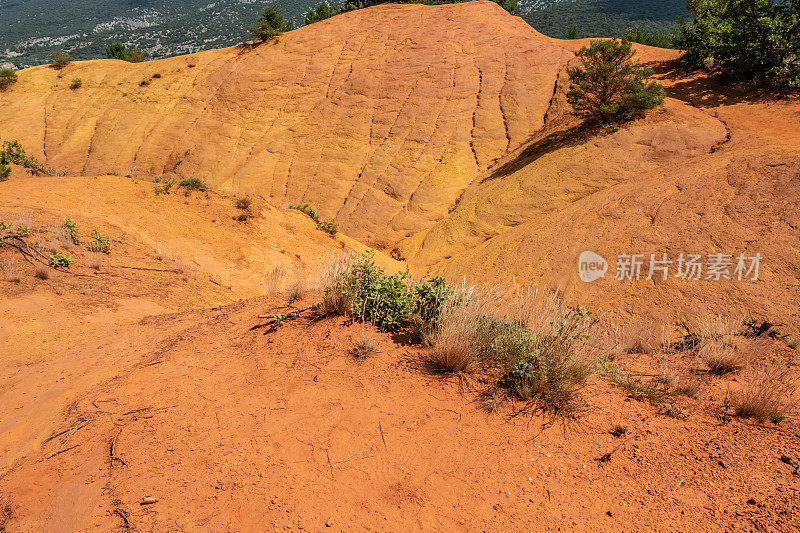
[249,5,295,42]
[106,42,127,60]
[50,49,73,70]
[566,39,665,124]
[0,68,17,91]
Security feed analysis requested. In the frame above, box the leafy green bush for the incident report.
[290,203,319,221]
[50,49,73,70]
[154,177,176,195]
[64,218,80,245]
[677,0,800,90]
[50,252,73,268]
[324,251,455,331]
[0,164,10,181]
[567,39,665,124]
[16,224,31,237]
[316,220,339,235]
[249,5,295,42]
[0,68,17,91]
[70,78,82,90]
[178,177,208,192]
[89,227,111,254]
[1,140,50,175]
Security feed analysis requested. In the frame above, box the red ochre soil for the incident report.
[1,1,799,531]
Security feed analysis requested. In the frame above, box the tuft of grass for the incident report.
[732,362,797,423]
[285,278,306,303]
[234,212,249,222]
[34,264,50,279]
[63,218,80,245]
[178,177,208,194]
[610,424,628,437]
[351,336,377,359]
[87,252,104,271]
[69,78,82,90]
[235,197,251,210]
[699,341,748,374]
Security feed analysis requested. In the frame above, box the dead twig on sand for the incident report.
[45,444,80,459]
[109,429,127,466]
[251,305,315,333]
[112,507,130,529]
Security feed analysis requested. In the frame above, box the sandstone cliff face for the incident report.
[0,1,572,249]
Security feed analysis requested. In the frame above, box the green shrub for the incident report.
[290,203,319,221]
[249,5,295,42]
[677,0,800,90]
[324,251,455,331]
[178,177,208,192]
[154,177,176,195]
[567,39,665,124]
[64,218,80,245]
[0,164,9,181]
[16,224,31,237]
[50,49,73,70]
[0,68,17,91]
[50,252,73,268]
[316,220,339,235]
[89,227,111,254]
[70,78,82,90]
[0,140,50,175]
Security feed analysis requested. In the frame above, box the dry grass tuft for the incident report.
[87,253,104,271]
[424,284,501,373]
[351,336,377,359]
[1,258,22,283]
[264,264,286,295]
[732,362,797,422]
[53,225,74,248]
[317,253,355,316]
[699,340,748,374]
[34,264,50,280]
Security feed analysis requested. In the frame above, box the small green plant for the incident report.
[139,79,150,87]
[16,224,31,237]
[50,252,73,268]
[0,164,10,181]
[290,203,319,221]
[273,314,285,326]
[64,218,80,245]
[154,177,176,195]
[316,220,338,235]
[178,177,208,194]
[89,227,111,254]
[0,68,17,91]
[234,212,249,222]
[50,49,73,70]
[70,78,82,90]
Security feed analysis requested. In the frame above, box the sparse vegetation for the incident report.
[566,39,665,124]
[0,165,10,181]
[249,5,295,42]
[351,336,377,359]
[290,203,319,221]
[154,177,176,195]
[178,177,208,193]
[49,252,73,268]
[316,220,339,235]
[732,362,797,422]
[49,49,73,70]
[235,197,251,210]
[64,218,80,245]
[70,78,82,90]
[89,227,111,254]
[699,340,748,374]
[34,265,50,280]
[0,68,18,91]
